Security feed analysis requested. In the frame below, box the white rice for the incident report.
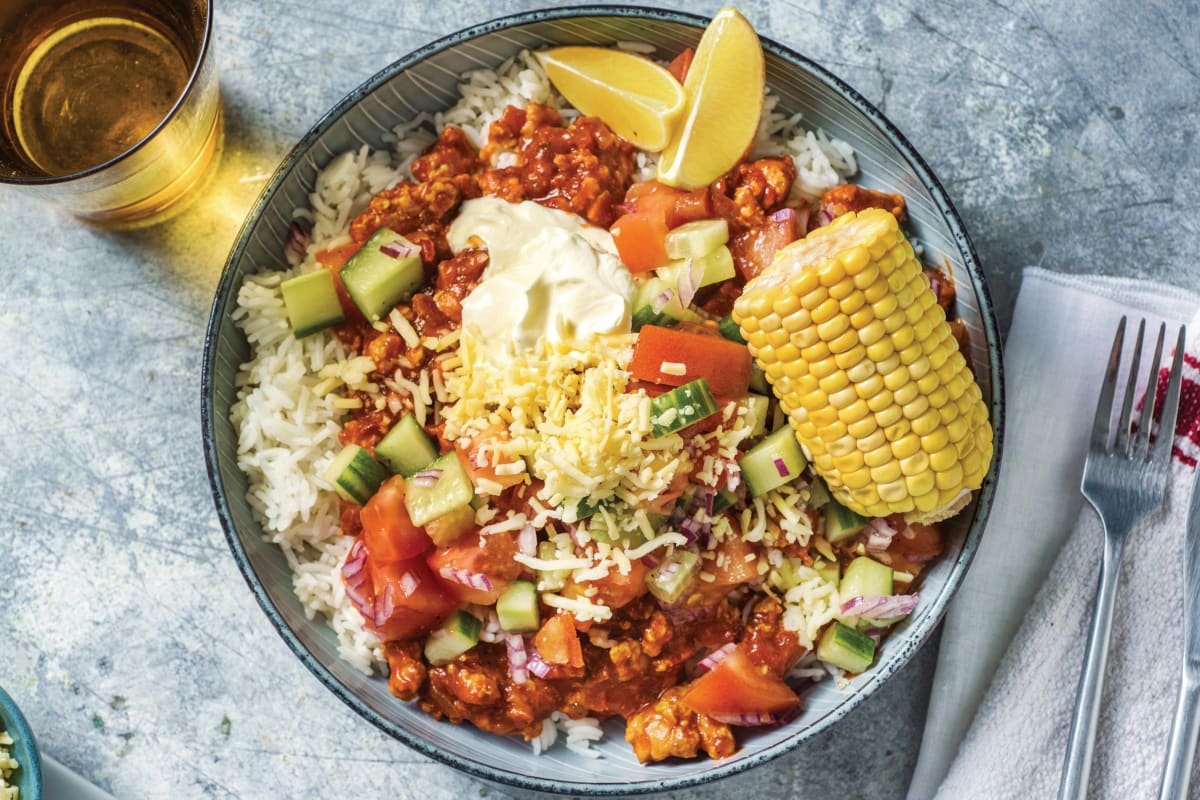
[231,45,857,756]
[0,728,18,800]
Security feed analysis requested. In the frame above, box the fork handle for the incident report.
[1059,535,1126,800]
[1158,676,1200,800]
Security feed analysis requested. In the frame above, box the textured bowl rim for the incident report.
[0,686,43,800]
[201,4,1005,794]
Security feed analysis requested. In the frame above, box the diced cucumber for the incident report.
[560,496,605,525]
[749,364,770,394]
[807,476,832,509]
[585,509,647,549]
[649,378,720,437]
[340,227,424,321]
[742,394,770,437]
[374,413,439,476]
[496,580,540,632]
[770,401,787,432]
[424,609,481,665]
[323,444,389,505]
[280,269,345,338]
[824,498,870,543]
[664,219,729,259]
[630,276,699,330]
[404,452,474,527]
[817,621,876,673]
[814,558,841,587]
[646,550,700,605]
[658,245,736,290]
[738,426,809,497]
[535,541,570,592]
[718,314,748,345]
[840,556,893,602]
[424,504,476,547]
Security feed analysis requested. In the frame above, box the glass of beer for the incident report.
[0,0,219,226]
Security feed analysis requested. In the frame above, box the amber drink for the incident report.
[0,0,218,225]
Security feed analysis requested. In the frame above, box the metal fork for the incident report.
[1058,317,1187,800]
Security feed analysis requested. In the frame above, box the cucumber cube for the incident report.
[718,314,748,345]
[646,550,700,605]
[403,452,474,527]
[742,394,770,437]
[824,498,870,543]
[630,276,700,330]
[496,580,540,632]
[739,426,808,497]
[280,269,345,338]
[323,444,388,505]
[535,541,570,592]
[375,413,439,476]
[664,219,729,259]
[340,227,424,321]
[649,378,720,438]
[424,610,481,665]
[817,621,876,673]
[839,556,894,606]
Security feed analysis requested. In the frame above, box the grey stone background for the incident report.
[1,0,1196,797]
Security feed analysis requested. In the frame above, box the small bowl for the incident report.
[0,687,43,800]
[202,5,1004,795]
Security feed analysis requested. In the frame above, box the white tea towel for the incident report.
[907,267,1200,799]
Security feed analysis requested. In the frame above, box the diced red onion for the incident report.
[865,517,899,553]
[641,555,659,569]
[518,524,537,557]
[567,523,588,549]
[506,634,529,685]
[341,538,373,615]
[379,241,417,259]
[708,711,780,726]
[676,258,704,309]
[840,593,919,619]
[770,208,796,224]
[726,469,742,492]
[928,272,944,302]
[652,290,674,314]
[703,489,715,516]
[526,652,553,679]
[409,468,442,489]
[398,570,419,598]
[437,565,494,592]
[773,457,790,477]
[284,221,310,264]
[658,597,713,624]
[697,642,736,671]
[814,209,834,228]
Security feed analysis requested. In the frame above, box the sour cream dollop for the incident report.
[448,197,634,358]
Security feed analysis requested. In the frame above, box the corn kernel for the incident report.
[900,450,930,477]
[893,433,921,459]
[871,461,902,484]
[838,398,871,424]
[839,291,865,314]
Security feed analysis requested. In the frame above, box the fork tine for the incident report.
[1089,316,1127,452]
[1114,319,1146,455]
[1134,323,1166,460]
[1149,325,1187,466]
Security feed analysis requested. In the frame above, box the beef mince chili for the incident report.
[296,101,961,762]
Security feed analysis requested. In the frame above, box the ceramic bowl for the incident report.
[202,6,1004,794]
[0,686,42,800]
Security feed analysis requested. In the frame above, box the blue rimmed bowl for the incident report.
[202,5,1004,794]
[0,687,42,800]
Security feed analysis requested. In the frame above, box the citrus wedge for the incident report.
[537,46,686,151]
[657,7,765,190]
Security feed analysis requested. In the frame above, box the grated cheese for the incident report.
[544,592,613,622]
[659,360,687,376]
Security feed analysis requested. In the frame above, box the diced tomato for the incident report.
[563,558,648,610]
[369,557,458,640]
[682,644,800,717]
[888,520,944,578]
[628,325,752,398]
[612,182,714,272]
[611,211,670,273]
[342,535,456,642]
[707,537,762,586]
[644,468,690,516]
[533,613,584,668]
[666,47,694,84]
[360,476,432,562]
[426,530,522,605]
[728,213,799,282]
[457,425,525,491]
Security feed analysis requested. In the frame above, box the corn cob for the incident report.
[732,208,993,520]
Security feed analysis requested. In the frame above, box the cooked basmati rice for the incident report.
[231,43,856,757]
[0,728,18,800]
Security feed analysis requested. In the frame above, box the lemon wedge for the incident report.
[537,46,686,151]
[657,7,765,189]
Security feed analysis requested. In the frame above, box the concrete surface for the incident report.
[0,0,1197,798]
